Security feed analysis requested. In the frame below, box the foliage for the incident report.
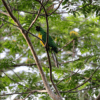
[0,0,100,100]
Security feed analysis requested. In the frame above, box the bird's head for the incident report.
[35,26,40,31]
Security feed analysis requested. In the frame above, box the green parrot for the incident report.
[35,26,59,67]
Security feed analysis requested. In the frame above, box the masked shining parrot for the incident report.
[35,26,59,68]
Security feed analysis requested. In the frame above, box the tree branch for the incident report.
[2,0,22,29]
[0,23,4,28]
[64,66,100,92]
[59,39,74,52]
[2,0,61,99]
[36,0,62,98]
[8,67,22,80]
[2,70,31,90]
[95,94,100,100]
[1,84,100,96]
[48,0,63,16]
[27,2,42,32]
[46,49,62,99]
[56,56,89,85]
[0,10,10,16]
[60,84,100,93]
[0,18,44,43]
[57,56,90,85]
[36,0,49,48]
[12,63,36,67]
[72,39,75,57]
[0,90,47,97]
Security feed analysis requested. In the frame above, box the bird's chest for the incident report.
[42,34,47,42]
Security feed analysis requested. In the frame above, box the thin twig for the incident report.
[0,18,44,43]
[8,67,22,80]
[56,68,80,85]
[23,92,32,100]
[60,84,100,93]
[2,0,22,29]
[65,66,100,92]
[0,84,100,96]
[57,58,86,85]
[59,39,74,51]
[36,0,49,48]
[57,56,93,85]
[46,49,62,98]
[27,2,42,32]
[22,89,47,100]
[7,0,12,11]
[13,9,69,15]
[2,0,62,99]
[36,0,62,98]
[44,0,49,6]
[2,70,31,90]
[95,94,100,100]
[0,23,4,28]
[0,90,47,96]
[72,39,75,57]
[16,0,20,21]
[12,63,36,67]
[52,52,57,67]
[48,0,63,16]
[0,10,10,16]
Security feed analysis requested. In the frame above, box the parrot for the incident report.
[35,26,59,68]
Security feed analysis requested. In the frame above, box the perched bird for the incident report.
[35,26,59,67]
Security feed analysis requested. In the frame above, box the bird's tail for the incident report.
[52,52,59,68]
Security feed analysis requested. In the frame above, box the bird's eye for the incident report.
[35,26,40,31]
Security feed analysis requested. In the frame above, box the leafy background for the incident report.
[0,0,100,100]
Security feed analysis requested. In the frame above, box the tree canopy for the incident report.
[0,0,100,100]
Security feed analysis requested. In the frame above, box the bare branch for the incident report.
[48,0,63,16]
[36,0,62,98]
[0,10,10,16]
[23,93,32,100]
[0,90,47,97]
[6,0,12,11]
[72,40,75,57]
[1,84,100,97]
[65,66,100,92]
[22,89,47,100]
[52,52,58,68]
[59,39,74,52]
[2,0,61,99]
[57,56,89,85]
[0,18,44,43]
[15,0,20,21]
[13,9,69,15]
[0,23,4,28]
[2,70,31,91]
[2,0,22,29]
[60,84,100,93]
[46,49,62,98]
[8,67,22,80]
[56,69,80,85]
[12,63,36,67]
[27,3,42,32]
[56,56,89,85]
[95,94,100,100]
[36,0,49,48]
